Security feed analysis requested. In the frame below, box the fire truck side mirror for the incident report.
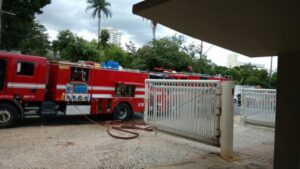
[17,62,21,73]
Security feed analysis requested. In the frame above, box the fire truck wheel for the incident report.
[113,103,132,121]
[0,103,19,128]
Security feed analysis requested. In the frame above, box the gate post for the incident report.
[220,81,234,159]
[144,81,149,122]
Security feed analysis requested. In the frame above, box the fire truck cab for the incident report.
[0,53,148,128]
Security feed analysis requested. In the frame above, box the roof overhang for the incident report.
[133,0,300,57]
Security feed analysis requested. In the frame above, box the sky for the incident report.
[36,0,278,71]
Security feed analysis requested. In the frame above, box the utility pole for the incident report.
[200,41,203,58]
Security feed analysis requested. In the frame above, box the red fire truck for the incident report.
[0,52,148,128]
[151,67,228,81]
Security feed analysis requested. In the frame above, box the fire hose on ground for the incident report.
[72,103,154,139]
[83,115,154,139]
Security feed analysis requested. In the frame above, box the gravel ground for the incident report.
[0,114,274,169]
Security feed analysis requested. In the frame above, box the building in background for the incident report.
[102,27,122,47]
[227,54,242,67]
[227,53,265,69]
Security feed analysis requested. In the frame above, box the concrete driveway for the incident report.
[0,114,274,169]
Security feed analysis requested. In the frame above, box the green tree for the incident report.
[125,41,137,68]
[236,64,256,84]
[62,38,101,62]
[103,45,131,67]
[133,36,193,71]
[224,67,240,80]
[53,30,76,51]
[182,43,202,59]
[223,64,271,88]
[52,40,60,58]
[192,55,214,74]
[245,75,261,86]
[209,65,227,76]
[53,30,101,62]
[1,0,51,50]
[100,29,110,47]
[52,30,76,57]
[177,40,215,74]
[86,0,112,45]
[255,69,269,87]
[20,21,50,56]
[270,72,277,88]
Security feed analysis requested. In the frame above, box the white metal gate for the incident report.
[241,88,276,127]
[144,79,222,146]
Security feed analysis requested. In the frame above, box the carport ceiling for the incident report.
[133,0,300,57]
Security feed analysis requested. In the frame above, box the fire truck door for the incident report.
[12,61,40,101]
[0,59,6,93]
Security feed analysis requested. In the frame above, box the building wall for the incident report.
[102,27,122,47]
[227,54,242,68]
[227,53,265,69]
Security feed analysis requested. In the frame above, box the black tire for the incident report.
[113,103,132,121]
[0,103,19,128]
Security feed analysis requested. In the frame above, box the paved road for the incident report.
[234,103,241,115]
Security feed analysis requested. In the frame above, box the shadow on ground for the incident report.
[19,113,144,128]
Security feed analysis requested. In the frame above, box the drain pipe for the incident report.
[220,81,234,159]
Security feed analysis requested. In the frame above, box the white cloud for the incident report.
[75,30,97,41]
[46,29,58,41]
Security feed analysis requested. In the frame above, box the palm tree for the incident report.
[86,0,112,45]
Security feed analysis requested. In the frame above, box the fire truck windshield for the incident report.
[70,67,89,82]
[0,60,6,91]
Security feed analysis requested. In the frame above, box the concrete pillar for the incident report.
[220,81,234,159]
[274,54,300,169]
[0,0,3,48]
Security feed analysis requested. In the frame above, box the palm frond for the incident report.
[92,9,98,18]
[104,2,111,7]
[86,5,94,13]
[102,8,112,18]
[89,0,111,19]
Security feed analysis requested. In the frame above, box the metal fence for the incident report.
[144,79,222,146]
[241,88,276,127]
